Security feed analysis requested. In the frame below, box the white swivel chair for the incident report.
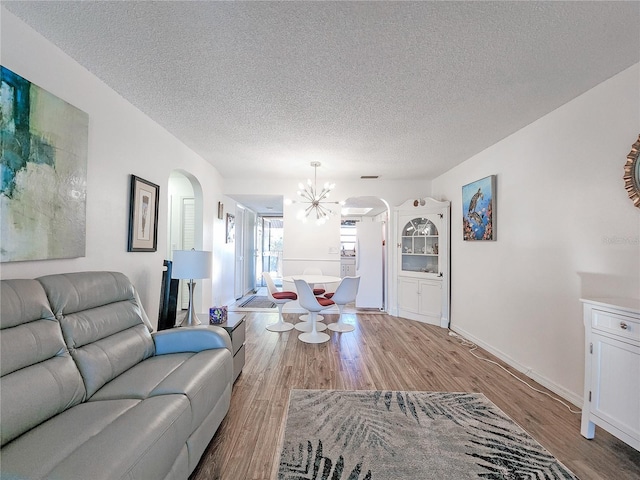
[325,276,360,332]
[293,279,334,344]
[263,272,296,332]
[300,267,326,323]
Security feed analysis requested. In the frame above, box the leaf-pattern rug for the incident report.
[276,390,578,479]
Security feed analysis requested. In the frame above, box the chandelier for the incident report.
[291,161,339,225]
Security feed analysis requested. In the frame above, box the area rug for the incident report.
[239,295,275,308]
[275,390,577,479]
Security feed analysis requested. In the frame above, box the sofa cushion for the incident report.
[38,272,155,398]
[0,279,55,330]
[0,395,192,480]
[0,279,85,447]
[90,349,233,432]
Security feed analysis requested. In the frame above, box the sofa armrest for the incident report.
[152,326,232,355]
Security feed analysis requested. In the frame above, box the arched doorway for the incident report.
[341,196,390,311]
[167,170,204,311]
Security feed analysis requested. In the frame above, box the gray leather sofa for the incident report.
[0,271,233,480]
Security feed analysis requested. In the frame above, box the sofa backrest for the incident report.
[0,279,86,447]
[37,272,155,398]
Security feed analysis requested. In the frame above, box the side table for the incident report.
[198,312,246,382]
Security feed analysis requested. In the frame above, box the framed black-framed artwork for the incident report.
[462,175,496,241]
[226,213,235,243]
[128,175,159,252]
[218,201,224,220]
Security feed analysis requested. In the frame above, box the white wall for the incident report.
[1,10,430,321]
[282,199,343,278]
[0,10,228,327]
[431,64,640,405]
[224,177,431,209]
[214,201,237,307]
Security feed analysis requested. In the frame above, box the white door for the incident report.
[590,333,640,440]
[179,198,195,309]
[355,222,384,309]
[244,210,256,295]
[397,213,442,278]
[398,277,420,315]
[419,280,442,325]
[234,207,245,299]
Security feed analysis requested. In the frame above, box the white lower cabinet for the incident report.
[397,277,442,326]
[581,298,640,451]
[340,258,356,278]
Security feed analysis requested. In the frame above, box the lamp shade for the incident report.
[171,250,212,280]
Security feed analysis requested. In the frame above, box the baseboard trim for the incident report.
[450,325,583,408]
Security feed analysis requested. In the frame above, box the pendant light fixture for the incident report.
[289,161,340,225]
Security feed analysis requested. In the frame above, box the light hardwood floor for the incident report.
[191,311,640,480]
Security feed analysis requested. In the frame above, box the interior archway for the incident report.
[167,170,205,314]
[341,196,390,312]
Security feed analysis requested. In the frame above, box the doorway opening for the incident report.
[256,216,284,287]
[167,170,204,311]
[341,196,390,312]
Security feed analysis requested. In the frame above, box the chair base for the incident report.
[295,322,327,332]
[327,323,355,332]
[266,322,294,332]
[298,331,330,343]
[299,314,324,321]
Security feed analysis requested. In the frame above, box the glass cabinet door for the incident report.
[400,217,439,275]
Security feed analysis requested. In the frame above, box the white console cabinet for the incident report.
[394,198,450,328]
[580,298,640,451]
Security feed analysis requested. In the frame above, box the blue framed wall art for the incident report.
[462,175,496,241]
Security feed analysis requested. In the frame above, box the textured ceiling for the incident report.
[3,1,639,183]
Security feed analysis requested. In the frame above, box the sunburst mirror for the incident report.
[623,134,640,208]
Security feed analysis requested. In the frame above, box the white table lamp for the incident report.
[171,249,212,327]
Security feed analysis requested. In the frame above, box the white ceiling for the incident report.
[3,1,639,187]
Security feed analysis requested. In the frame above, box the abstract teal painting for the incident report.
[462,175,496,241]
[1,66,88,262]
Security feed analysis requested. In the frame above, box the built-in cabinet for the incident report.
[394,198,450,327]
[581,298,639,451]
[340,257,356,278]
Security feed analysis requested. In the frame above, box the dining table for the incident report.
[282,274,342,287]
[282,274,342,323]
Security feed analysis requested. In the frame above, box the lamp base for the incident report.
[179,310,201,327]
[178,280,202,327]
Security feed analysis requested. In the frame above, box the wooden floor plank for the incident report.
[191,311,640,480]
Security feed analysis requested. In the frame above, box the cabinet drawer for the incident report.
[231,323,246,355]
[233,344,245,382]
[592,309,640,343]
